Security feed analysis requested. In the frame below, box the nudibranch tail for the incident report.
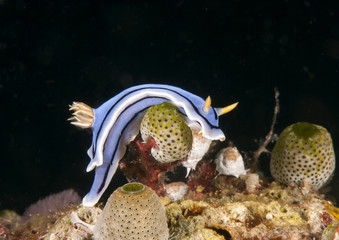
[215,102,238,116]
[82,162,119,207]
[68,102,94,128]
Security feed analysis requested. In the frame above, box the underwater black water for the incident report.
[2,0,339,213]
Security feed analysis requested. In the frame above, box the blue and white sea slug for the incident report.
[69,84,237,206]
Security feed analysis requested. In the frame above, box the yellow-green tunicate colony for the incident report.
[93,182,169,240]
[270,122,335,189]
[140,102,193,163]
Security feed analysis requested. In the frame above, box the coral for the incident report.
[0,223,10,240]
[187,159,218,197]
[165,180,335,239]
[120,137,182,195]
[23,189,81,217]
[252,88,280,172]
[165,182,188,202]
[0,210,19,240]
[15,215,51,239]
[270,122,336,189]
[215,147,247,178]
[325,202,339,221]
[0,203,100,240]
[3,168,338,240]
[18,205,101,240]
[47,206,102,240]
[241,173,260,193]
[140,102,193,163]
[93,182,169,240]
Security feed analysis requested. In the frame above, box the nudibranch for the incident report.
[69,84,237,206]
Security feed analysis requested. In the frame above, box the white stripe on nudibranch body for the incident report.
[72,84,234,207]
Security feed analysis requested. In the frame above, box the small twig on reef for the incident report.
[252,88,280,172]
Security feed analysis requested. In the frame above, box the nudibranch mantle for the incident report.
[69,84,236,207]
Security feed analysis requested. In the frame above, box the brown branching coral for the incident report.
[251,88,280,172]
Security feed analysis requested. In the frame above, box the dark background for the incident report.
[2,0,339,214]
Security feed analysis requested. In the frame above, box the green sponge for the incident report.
[140,102,193,163]
[270,122,335,189]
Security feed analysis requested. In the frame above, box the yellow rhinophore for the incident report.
[202,96,212,113]
[216,102,239,116]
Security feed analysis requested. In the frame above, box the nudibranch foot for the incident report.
[68,102,94,128]
[82,161,119,207]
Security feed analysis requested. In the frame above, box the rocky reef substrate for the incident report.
[1,175,338,240]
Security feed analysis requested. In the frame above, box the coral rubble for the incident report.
[2,172,338,240]
[166,178,338,239]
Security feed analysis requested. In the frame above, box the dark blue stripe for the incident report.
[93,86,219,158]
[97,102,157,194]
